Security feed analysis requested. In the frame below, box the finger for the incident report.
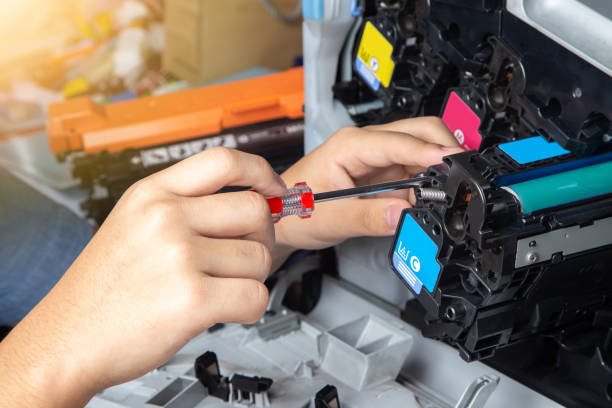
[336,129,463,178]
[344,197,410,236]
[181,191,274,246]
[181,190,274,248]
[200,277,269,324]
[193,237,272,282]
[152,147,286,197]
[365,116,460,147]
[314,197,411,239]
[354,164,414,186]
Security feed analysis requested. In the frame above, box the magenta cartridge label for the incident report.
[442,91,482,151]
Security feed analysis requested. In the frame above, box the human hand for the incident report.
[0,148,286,408]
[276,116,462,251]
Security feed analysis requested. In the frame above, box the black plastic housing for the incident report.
[346,1,612,407]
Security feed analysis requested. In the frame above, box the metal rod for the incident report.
[313,177,431,203]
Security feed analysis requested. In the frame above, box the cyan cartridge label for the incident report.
[498,136,570,165]
[392,214,440,294]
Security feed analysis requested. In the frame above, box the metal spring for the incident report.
[279,194,303,217]
[282,194,302,208]
[417,188,447,202]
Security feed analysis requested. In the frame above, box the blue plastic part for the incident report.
[355,57,380,91]
[303,0,324,20]
[351,0,363,16]
[391,213,440,294]
[498,136,570,165]
[494,151,612,186]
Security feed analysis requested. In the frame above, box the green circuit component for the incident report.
[505,161,612,213]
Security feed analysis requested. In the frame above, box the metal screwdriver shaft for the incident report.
[267,177,432,222]
[312,177,431,203]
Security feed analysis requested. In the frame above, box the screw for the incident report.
[445,306,457,321]
[572,87,583,99]
[529,240,536,247]
[526,252,538,264]
[397,95,408,108]
[369,57,379,72]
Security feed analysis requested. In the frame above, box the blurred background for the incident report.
[0,0,302,201]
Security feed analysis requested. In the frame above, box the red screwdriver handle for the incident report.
[266,182,315,222]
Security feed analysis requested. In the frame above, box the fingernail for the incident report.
[385,203,405,230]
[441,145,462,151]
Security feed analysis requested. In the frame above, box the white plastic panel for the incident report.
[506,0,612,76]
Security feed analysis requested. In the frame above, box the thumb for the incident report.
[336,197,410,238]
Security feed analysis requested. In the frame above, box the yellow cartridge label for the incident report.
[355,21,395,90]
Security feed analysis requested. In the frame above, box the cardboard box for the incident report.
[163,0,302,84]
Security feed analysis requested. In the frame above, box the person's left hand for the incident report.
[275,116,462,252]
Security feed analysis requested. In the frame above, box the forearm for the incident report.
[0,303,95,408]
[0,337,45,408]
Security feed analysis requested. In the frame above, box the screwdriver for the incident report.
[266,177,433,222]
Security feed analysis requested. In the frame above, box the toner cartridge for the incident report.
[48,68,305,223]
[333,1,612,406]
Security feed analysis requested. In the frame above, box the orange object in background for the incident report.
[48,67,304,155]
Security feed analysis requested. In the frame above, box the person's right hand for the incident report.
[0,147,286,408]
[275,117,462,251]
